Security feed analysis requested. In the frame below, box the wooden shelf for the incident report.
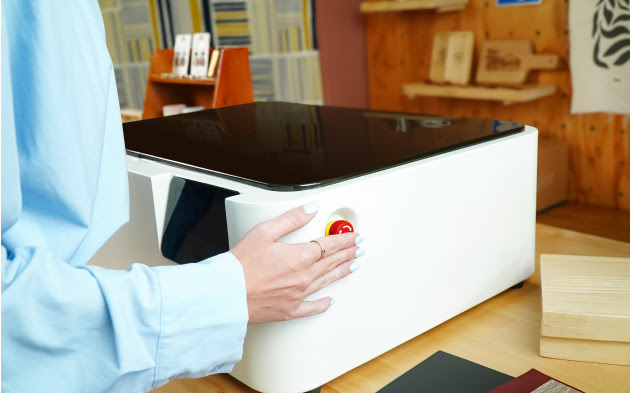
[142,47,253,119]
[402,83,556,105]
[148,74,217,86]
[360,0,467,13]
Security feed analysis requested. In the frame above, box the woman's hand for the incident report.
[230,203,364,324]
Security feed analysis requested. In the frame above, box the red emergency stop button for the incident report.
[326,220,354,236]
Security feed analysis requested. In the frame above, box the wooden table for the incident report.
[154,207,630,393]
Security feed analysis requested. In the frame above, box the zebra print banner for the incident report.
[570,0,630,114]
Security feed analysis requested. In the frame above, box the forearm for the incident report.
[1,247,248,393]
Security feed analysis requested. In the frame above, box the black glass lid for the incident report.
[123,102,524,191]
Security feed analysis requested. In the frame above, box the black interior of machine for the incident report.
[161,177,238,264]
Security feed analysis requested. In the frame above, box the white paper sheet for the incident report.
[570,1,630,114]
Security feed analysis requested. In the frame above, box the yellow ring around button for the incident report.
[325,221,336,236]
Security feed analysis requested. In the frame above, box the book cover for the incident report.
[376,351,513,393]
[489,369,585,393]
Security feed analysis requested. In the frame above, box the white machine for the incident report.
[90,102,537,393]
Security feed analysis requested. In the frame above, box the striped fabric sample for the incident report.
[99,0,322,109]
[99,0,155,109]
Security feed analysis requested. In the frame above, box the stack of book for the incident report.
[376,351,585,393]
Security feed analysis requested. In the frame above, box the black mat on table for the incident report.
[376,351,514,393]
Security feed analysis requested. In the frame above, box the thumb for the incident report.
[265,202,319,241]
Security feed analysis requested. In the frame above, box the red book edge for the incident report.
[488,369,585,393]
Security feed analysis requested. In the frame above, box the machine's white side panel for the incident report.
[152,173,175,247]
[228,128,538,393]
[88,171,176,269]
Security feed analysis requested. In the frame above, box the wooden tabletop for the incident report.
[154,205,630,393]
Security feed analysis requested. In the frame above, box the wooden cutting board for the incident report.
[429,31,474,85]
[429,32,450,84]
[540,254,630,366]
[476,41,559,86]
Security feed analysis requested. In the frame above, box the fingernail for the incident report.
[350,261,361,272]
[329,298,335,307]
[302,201,320,215]
[354,235,364,245]
[355,248,365,258]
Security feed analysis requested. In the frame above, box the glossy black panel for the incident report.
[161,177,239,264]
[124,102,524,191]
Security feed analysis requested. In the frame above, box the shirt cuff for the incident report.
[151,252,248,388]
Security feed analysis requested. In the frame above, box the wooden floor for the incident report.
[153,203,630,393]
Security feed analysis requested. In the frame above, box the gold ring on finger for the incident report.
[310,240,325,261]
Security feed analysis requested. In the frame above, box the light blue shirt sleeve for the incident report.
[1,2,249,393]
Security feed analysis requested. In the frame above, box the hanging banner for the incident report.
[570,1,630,114]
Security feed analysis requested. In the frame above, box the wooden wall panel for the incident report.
[364,0,630,210]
